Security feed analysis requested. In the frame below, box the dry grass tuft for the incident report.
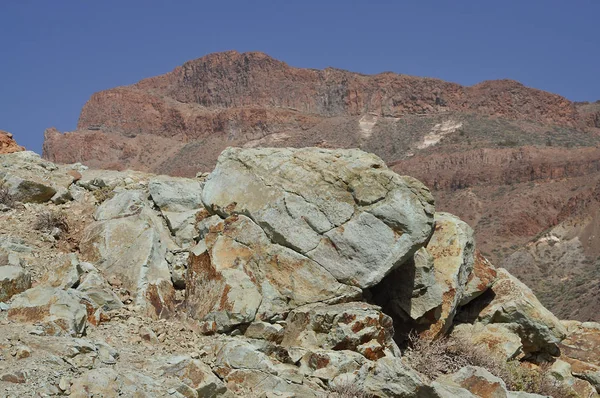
[329,381,370,398]
[34,210,69,234]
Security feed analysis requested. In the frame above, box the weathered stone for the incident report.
[548,359,598,397]
[0,152,74,203]
[214,339,278,374]
[0,265,31,302]
[430,381,478,398]
[149,176,204,247]
[1,370,27,383]
[80,190,175,318]
[437,366,508,398]
[39,253,81,289]
[370,247,444,338]
[161,356,227,398]
[76,267,123,311]
[149,176,203,212]
[422,212,476,338]
[281,302,399,360]
[184,215,359,332]
[355,357,432,397]
[224,369,325,397]
[167,250,189,289]
[559,321,600,393]
[50,187,73,204]
[244,321,285,343]
[451,323,523,361]
[461,251,497,306]
[8,286,87,336]
[70,368,167,397]
[298,349,367,381]
[559,321,600,367]
[202,147,434,289]
[461,268,567,354]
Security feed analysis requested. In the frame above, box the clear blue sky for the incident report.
[1,1,599,154]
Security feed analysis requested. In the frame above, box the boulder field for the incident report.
[0,147,598,397]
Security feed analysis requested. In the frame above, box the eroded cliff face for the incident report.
[43,50,592,174]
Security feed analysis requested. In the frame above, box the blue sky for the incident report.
[1,1,599,154]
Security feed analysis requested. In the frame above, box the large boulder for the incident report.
[281,302,399,360]
[450,323,523,361]
[0,265,31,302]
[80,190,175,318]
[353,357,433,397]
[422,212,476,337]
[436,366,524,398]
[459,268,567,354]
[184,214,360,332]
[559,321,600,392]
[0,151,74,203]
[7,286,87,336]
[201,147,435,289]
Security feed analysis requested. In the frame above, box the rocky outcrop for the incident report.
[2,146,599,397]
[0,130,24,154]
[39,53,600,327]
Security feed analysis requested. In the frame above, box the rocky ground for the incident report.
[1,148,600,397]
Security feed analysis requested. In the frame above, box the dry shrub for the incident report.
[0,181,15,208]
[403,331,576,397]
[34,210,69,234]
[329,381,369,398]
[93,186,115,204]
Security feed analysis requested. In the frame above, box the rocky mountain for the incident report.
[1,147,600,397]
[42,51,600,322]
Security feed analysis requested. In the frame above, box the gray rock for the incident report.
[160,356,227,398]
[80,190,175,318]
[281,302,399,360]
[185,216,359,333]
[422,212,476,337]
[0,265,31,302]
[466,268,567,354]
[8,286,87,336]
[202,147,434,289]
[149,176,203,212]
[356,357,432,397]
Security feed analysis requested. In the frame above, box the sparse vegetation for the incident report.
[34,209,69,234]
[329,381,369,398]
[93,186,115,204]
[0,181,15,208]
[404,332,576,397]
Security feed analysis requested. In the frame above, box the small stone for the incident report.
[58,376,70,391]
[140,326,159,344]
[1,370,27,383]
[14,345,31,359]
